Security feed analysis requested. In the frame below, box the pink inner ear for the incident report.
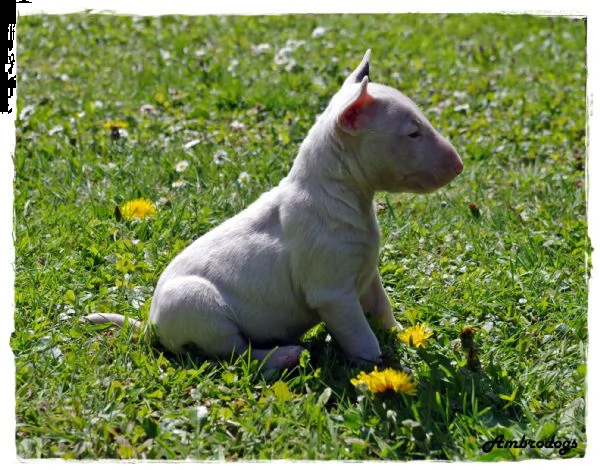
[340,91,374,131]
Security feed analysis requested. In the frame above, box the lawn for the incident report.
[12,13,587,460]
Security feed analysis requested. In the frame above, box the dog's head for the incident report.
[330,50,463,194]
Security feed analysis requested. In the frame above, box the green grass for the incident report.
[13,13,587,460]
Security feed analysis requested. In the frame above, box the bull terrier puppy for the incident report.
[87,50,463,369]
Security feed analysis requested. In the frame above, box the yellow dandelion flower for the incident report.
[397,323,433,348]
[104,120,128,129]
[120,198,156,221]
[351,367,417,395]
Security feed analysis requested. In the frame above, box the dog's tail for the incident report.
[85,313,142,330]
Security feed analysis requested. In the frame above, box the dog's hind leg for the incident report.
[180,329,305,370]
[175,325,305,370]
[152,276,305,369]
[250,345,306,370]
[205,334,305,369]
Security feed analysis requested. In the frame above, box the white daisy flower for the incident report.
[48,125,64,136]
[19,104,35,121]
[213,149,229,165]
[172,179,186,188]
[183,139,201,150]
[175,160,189,172]
[139,103,156,115]
[237,172,251,184]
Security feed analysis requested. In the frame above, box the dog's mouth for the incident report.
[402,173,443,194]
[402,170,459,194]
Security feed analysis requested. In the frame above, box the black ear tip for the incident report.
[357,49,371,81]
[355,60,369,83]
[344,49,373,85]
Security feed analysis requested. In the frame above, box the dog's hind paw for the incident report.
[261,345,306,370]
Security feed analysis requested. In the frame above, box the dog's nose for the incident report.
[440,136,463,175]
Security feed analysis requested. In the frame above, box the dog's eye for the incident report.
[408,130,421,139]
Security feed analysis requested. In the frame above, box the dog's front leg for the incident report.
[311,292,382,365]
[360,272,399,330]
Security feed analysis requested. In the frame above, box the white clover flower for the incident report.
[237,172,251,184]
[230,120,245,131]
[274,46,293,66]
[285,59,297,72]
[285,39,305,50]
[252,43,271,55]
[196,405,209,420]
[175,160,190,172]
[311,26,327,38]
[227,59,239,73]
[57,312,70,322]
[50,346,63,360]
[274,40,304,67]
[58,307,75,322]
[312,76,325,88]
[213,149,229,165]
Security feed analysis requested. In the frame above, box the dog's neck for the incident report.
[286,117,377,231]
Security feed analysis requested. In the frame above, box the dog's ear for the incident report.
[337,76,375,134]
[344,49,371,85]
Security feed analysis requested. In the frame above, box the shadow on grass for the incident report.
[145,320,528,459]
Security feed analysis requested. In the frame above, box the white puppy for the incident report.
[88,50,463,369]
